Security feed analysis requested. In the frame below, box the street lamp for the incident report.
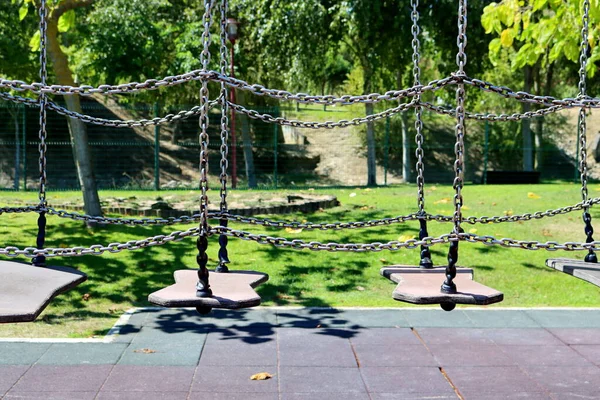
[226,18,240,188]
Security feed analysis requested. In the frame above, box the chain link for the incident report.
[411,0,425,213]
[218,0,229,213]
[37,0,48,206]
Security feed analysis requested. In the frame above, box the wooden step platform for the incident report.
[381,266,503,308]
[148,270,268,309]
[546,258,600,287]
[0,260,87,323]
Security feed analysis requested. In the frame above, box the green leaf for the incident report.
[489,38,502,54]
[533,0,547,11]
[590,0,600,22]
[19,5,29,21]
[58,10,76,33]
[513,42,533,69]
[549,40,565,62]
[29,30,40,52]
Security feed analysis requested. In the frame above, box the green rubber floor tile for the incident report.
[402,310,475,328]
[36,343,128,365]
[463,310,541,328]
[0,343,50,365]
[525,310,600,328]
[276,308,349,328]
[336,309,410,328]
[118,342,204,366]
[130,326,208,346]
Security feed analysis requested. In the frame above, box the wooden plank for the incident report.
[546,258,600,287]
[0,260,87,323]
[148,270,268,309]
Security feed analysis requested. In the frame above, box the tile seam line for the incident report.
[2,342,52,397]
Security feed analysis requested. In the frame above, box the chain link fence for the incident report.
[0,100,587,191]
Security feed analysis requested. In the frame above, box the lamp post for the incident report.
[226,17,239,188]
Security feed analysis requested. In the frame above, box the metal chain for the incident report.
[412,0,425,214]
[1,91,569,125]
[37,0,48,206]
[0,73,457,104]
[218,0,229,213]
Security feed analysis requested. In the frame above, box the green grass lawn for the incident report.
[1,183,600,338]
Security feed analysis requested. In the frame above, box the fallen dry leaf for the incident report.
[285,227,303,234]
[434,197,450,204]
[380,258,388,263]
[469,228,478,234]
[82,293,91,301]
[356,286,365,291]
[527,192,541,199]
[504,210,513,216]
[398,234,416,242]
[250,372,273,381]
[134,348,156,354]
[349,192,357,197]
[360,206,369,210]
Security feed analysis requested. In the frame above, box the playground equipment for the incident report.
[1,0,599,322]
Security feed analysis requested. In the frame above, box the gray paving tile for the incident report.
[349,327,422,346]
[442,366,544,396]
[204,328,276,345]
[429,344,514,367]
[102,365,194,392]
[484,329,563,346]
[572,344,600,366]
[279,341,357,367]
[0,343,49,365]
[360,367,454,394]
[192,366,278,393]
[4,392,97,399]
[97,392,188,400]
[549,328,600,345]
[522,365,600,394]
[189,394,279,400]
[352,344,437,367]
[277,327,355,345]
[403,310,475,328]
[415,328,496,346]
[205,309,278,328]
[460,392,551,400]
[130,326,208,345]
[336,309,410,327]
[279,366,366,393]
[0,366,29,396]
[118,343,203,366]
[525,310,600,328]
[370,394,458,400]
[200,340,277,366]
[11,365,112,392]
[282,392,370,400]
[463,310,541,328]
[276,309,348,328]
[36,343,128,365]
[499,345,592,366]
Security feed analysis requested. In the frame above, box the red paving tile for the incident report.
[442,366,545,397]
[10,365,112,393]
[352,344,437,367]
[101,366,195,392]
[499,345,592,367]
[428,344,515,367]
[521,365,600,395]
[360,366,455,395]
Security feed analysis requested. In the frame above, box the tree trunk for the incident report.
[401,111,411,182]
[534,63,554,172]
[238,91,256,188]
[522,66,534,171]
[364,74,376,186]
[9,108,21,190]
[47,13,102,217]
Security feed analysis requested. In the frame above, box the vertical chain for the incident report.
[196,0,214,296]
[443,0,468,294]
[33,0,49,267]
[216,0,231,272]
[38,0,48,206]
[578,0,596,262]
[411,0,432,268]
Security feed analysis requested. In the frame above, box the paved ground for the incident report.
[1,308,600,399]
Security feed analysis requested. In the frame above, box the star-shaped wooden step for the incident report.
[148,270,269,309]
[546,258,600,287]
[381,266,503,307]
[0,260,87,323]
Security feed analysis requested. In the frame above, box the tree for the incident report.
[18,0,102,217]
[482,0,600,171]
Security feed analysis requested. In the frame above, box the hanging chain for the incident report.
[443,0,468,293]
[577,0,596,262]
[37,0,48,206]
[216,0,231,272]
[196,0,214,296]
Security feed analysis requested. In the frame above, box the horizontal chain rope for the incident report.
[2,196,600,229]
[420,101,566,121]
[0,73,456,104]
[0,91,220,127]
[6,72,600,108]
[3,226,600,259]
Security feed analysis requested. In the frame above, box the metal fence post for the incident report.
[483,120,489,184]
[22,104,27,191]
[384,116,390,186]
[154,102,160,191]
[273,112,279,189]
